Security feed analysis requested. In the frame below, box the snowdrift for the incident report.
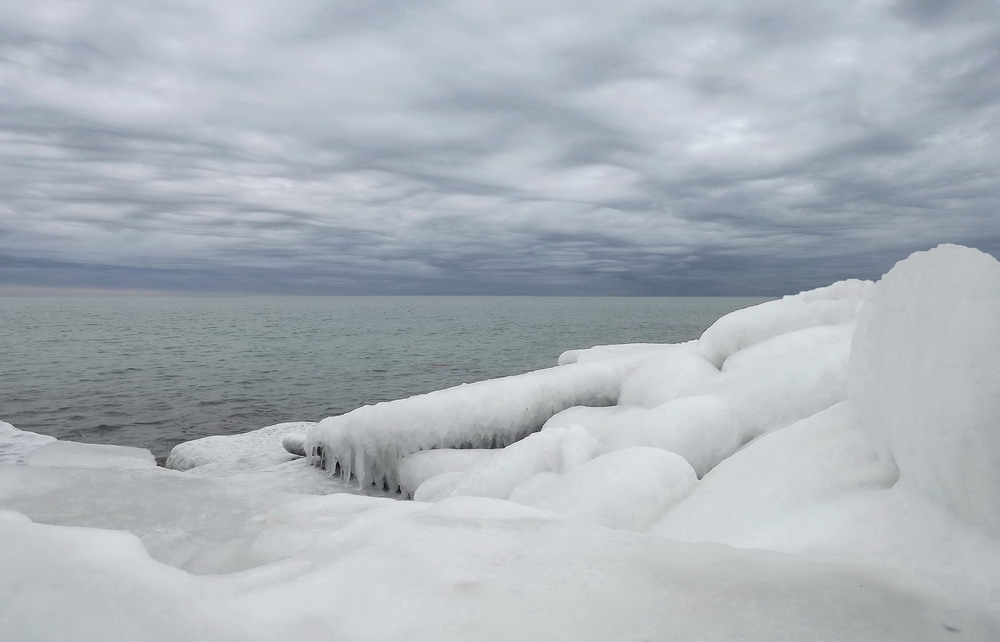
[1,244,999,640]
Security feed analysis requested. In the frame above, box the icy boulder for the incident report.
[543,331,850,479]
[511,447,698,532]
[415,426,603,501]
[304,355,646,490]
[543,397,739,478]
[398,449,499,498]
[167,422,315,472]
[850,244,1000,535]
[617,345,719,408]
[698,281,870,369]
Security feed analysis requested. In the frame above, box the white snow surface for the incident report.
[2,245,999,640]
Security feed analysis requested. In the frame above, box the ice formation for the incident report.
[167,421,315,472]
[2,244,1000,640]
[0,419,55,465]
[849,244,1000,535]
[302,275,866,494]
[302,355,646,490]
[25,441,156,469]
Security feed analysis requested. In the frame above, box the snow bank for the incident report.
[303,355,645,490]
[850,244,1000,535]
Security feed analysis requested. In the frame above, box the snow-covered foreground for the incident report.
[2,244,1000,640]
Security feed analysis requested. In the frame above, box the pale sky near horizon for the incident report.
[1,0,998,296]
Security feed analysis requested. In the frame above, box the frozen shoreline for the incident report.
[2,244,999,640]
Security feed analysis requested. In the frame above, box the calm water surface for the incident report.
[1,296,768,457]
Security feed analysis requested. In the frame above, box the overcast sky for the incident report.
[1,0,998,295]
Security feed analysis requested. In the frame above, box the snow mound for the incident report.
[303,356,644,490]
[680,330,852,443]
[167,421,315,472]
[850,244,1000,535]
[653,402,895,546]
[416,426,603,501]
[617,345,719,407]
[512,447,697,532]
[543,397,738,478]
[398,448,498,498]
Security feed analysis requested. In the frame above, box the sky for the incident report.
[1,0,998,296]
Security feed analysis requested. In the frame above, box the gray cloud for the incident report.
[1,0,998,296]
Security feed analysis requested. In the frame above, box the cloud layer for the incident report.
[2,0,998,294]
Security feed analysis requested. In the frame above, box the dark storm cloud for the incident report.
[1,0,998,295]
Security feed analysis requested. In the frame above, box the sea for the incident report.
[1,296,769,459]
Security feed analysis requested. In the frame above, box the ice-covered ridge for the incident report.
[301,280,874,493]
[303,354,652,490]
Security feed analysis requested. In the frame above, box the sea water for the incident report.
[0,296,768,457]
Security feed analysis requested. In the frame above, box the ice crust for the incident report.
[0,420,55,465]
[2,245,1000,640]
[25,441,157,469]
